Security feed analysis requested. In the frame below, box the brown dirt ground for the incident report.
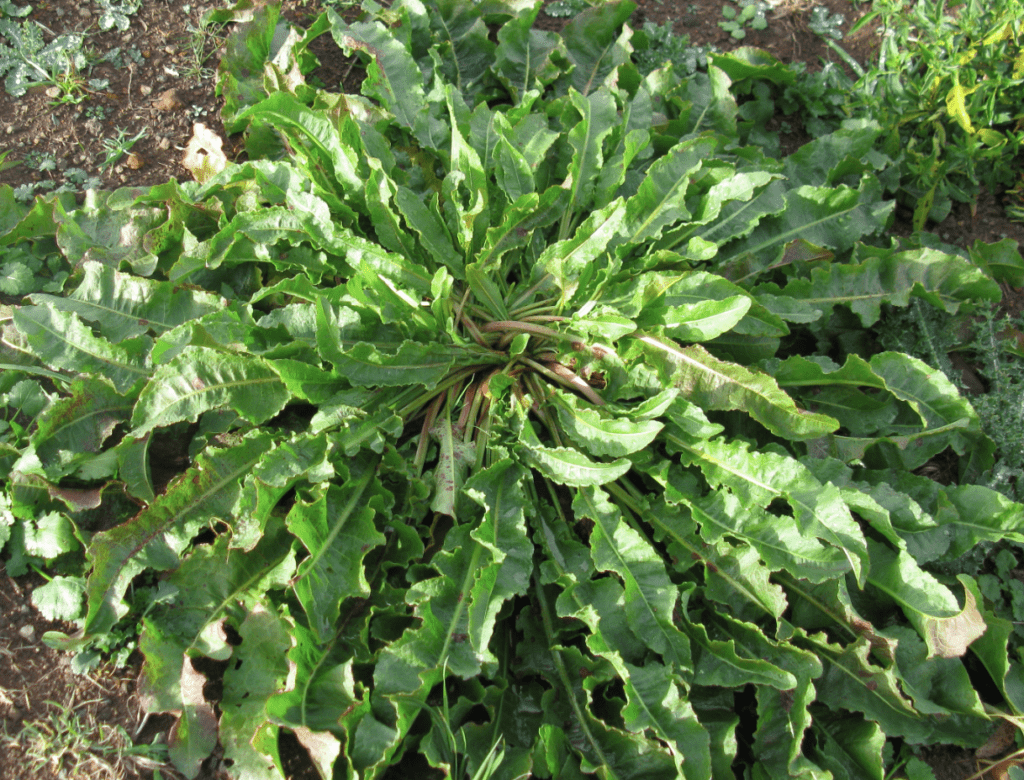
[2,1,1024,779]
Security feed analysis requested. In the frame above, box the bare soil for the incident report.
[1,1,1024,779]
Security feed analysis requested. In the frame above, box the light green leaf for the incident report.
[551,390,662,457]
[636,336,838,440]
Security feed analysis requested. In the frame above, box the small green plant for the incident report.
[93,0,141,32]
[634,20,717,76]
[1,697,172,779]
[807,5,845,40]
[0,16,88,97]
[810,0,1024,229]
[84,103,108,121]
[719,0,769,39]
[97,126,146,173]
[179,15,226,85]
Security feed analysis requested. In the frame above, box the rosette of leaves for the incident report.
[3,1,1024,778]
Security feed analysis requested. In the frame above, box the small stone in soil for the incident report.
[18,624,34,640]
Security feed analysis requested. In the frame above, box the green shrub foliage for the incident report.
[2,1,1024,777]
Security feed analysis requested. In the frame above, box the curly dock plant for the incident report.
[2,1,1024,777]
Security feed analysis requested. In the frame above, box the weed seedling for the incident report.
[719,0,769,39]
[98,126,146,173]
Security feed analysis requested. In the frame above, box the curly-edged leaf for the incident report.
[560,88,619,236]
[621,136,716,246]
[636,336,837,439]
[561,1,636,96]
[810,712,886,780]
[331,18,426,130]
[576,486,691,669]
[542,198,626,305]
[867,541,985,659]
[170,203,344,283]
[131,347,289,437]
[219,605,294,780]
[675,485,850,583]
[216,1,286,132]
[670,436,868,584]
[324,338,471,389]
[288,465,387,644]
[232,432,334,551]
[772,245,1000,326]
[29,376,131,480]
[266,620,368,736]
[374,524,492,697]
[53,194,166,276]
[718,181,892,281]
[517,438,631,487]
[479,187,569,269]
[884,625,987,720]
[464,461,534,660]
[139,515,296,724]
[685,618,797,690]
[969,237,1024,287]
[32,261,223,343]
[426,0,496,92]
[394,186,464,279]
[14,304,151,393]
[773,352,984,466]
[82,431,276,638]
[550,390,662,457]
[804,633,985,747]
[647,295,752,343]
[621,662,712,780]
[494,10,561,102]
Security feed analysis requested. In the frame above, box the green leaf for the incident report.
[551,390,663,457]
[561,1,635,96]
[635,336,838,439]
[517,439,631,487]
[219,605,294,780]
[576,485,691,670]
[131,347,290,437]
[288,466,386,644]
[321,339,468,390]
[29,376,131,479]
[866,541,985,659]
[32,260,223,342]
[561,88,619,237]
[14,304,151,393]
[81,431,276,637]
[773,246,1000,326]
[331,18,426,130]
